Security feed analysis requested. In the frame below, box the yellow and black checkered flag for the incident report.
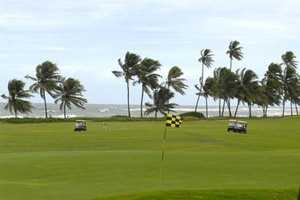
[165,113,182,128]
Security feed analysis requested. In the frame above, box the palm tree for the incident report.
[281,51,298,116]
[54,77,87,119]
[1,79,34,118]
[165,66,188,94]
[226,40,243,71]
[112,52,141,117]
[144,87,178,118]
[282,51,298,69]
[164,66,187,113]
[234,68,259,117]
[195,49,214,112]
[262,63,283,117]
[219,67,238,117]
[133,58,161,117]
[281,67,299,116]
[202,77,218,117]
[226,41,243,114]
[25,61,60,118]
[253,83,269,117]
[212,68,223,116]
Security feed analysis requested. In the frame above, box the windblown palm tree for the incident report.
[195,49,214,112]
[54,77,87,119]
[226,41,243,114]
[112,52,141,117]
[1,79,34,118]
[165,66,188,95]
[164,66,187,113]
[226,40,243,71]
[202,77,218,117]
[133,58,161,117]
[281,51,298,116]
[281,51,298,69]
[212,68,223,116]
[262,63,283,117]
[281,66,299,116]
[234,68,259,117]
[25,61,60,118]
[144,87,177,118]
[219,67,238,117]
[253,83,269,117]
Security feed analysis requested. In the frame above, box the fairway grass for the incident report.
[96,189,297,200]
[0,117,300,199]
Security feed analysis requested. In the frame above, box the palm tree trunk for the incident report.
[201,63,204,87]
[218,98,221,117]
[262,106,266,118]
[226,100,232,117]
[195,93,200,112]
[234,100,240,117]
[155,111,158,119]
[14,107,17,118]
[140,87,144,117]
[205,96,208,118]
[248,103,252,118]
[266,106,268,118]
[43,92,48,119]
[282,100,285,117]
[295,104,298,115]
[195,63,204,113]
[290,99,293,116]
[64,103,66,119]
[229,58,232,71]
[127,81,131,118]
[222,99,226,116]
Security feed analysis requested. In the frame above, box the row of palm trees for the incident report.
[112,52,187,118]
[195,41,299,118]
[113,41,299,118]
[1,61,87,118]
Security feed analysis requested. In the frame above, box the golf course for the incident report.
[0,117,299,200]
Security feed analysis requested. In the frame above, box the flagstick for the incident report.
[159,127,167,184]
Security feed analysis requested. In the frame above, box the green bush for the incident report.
[179,112,205,119]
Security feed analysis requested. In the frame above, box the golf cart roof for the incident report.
[76,120,86,122]
[237,121,247,124]
[228,120,237,122]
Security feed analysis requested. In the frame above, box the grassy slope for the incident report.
[0,117,300,199]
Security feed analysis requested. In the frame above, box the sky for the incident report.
[0,0,300,106]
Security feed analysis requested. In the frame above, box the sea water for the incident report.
[0,103,293,118]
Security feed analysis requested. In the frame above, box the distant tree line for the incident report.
[1,61,87,118]
[113,41,299,118]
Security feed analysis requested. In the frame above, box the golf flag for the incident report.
[165,113,182,128]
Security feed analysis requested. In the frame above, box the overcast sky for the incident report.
[0,0,300,105]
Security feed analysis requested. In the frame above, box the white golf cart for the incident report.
[74,120,87,132]
[227,120,247,134]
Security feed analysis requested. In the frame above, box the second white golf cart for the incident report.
[227,120,247,134]
[74,120,87,132]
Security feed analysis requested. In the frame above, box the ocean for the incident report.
[0,103,293,118]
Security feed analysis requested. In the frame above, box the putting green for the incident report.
[0,117,299,199]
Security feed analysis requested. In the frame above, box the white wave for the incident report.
[0,115,25,119]
[53,114,77,118]
[99,108,109,113]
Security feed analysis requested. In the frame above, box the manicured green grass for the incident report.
[97,189,297,200]
[0,117,300,199]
